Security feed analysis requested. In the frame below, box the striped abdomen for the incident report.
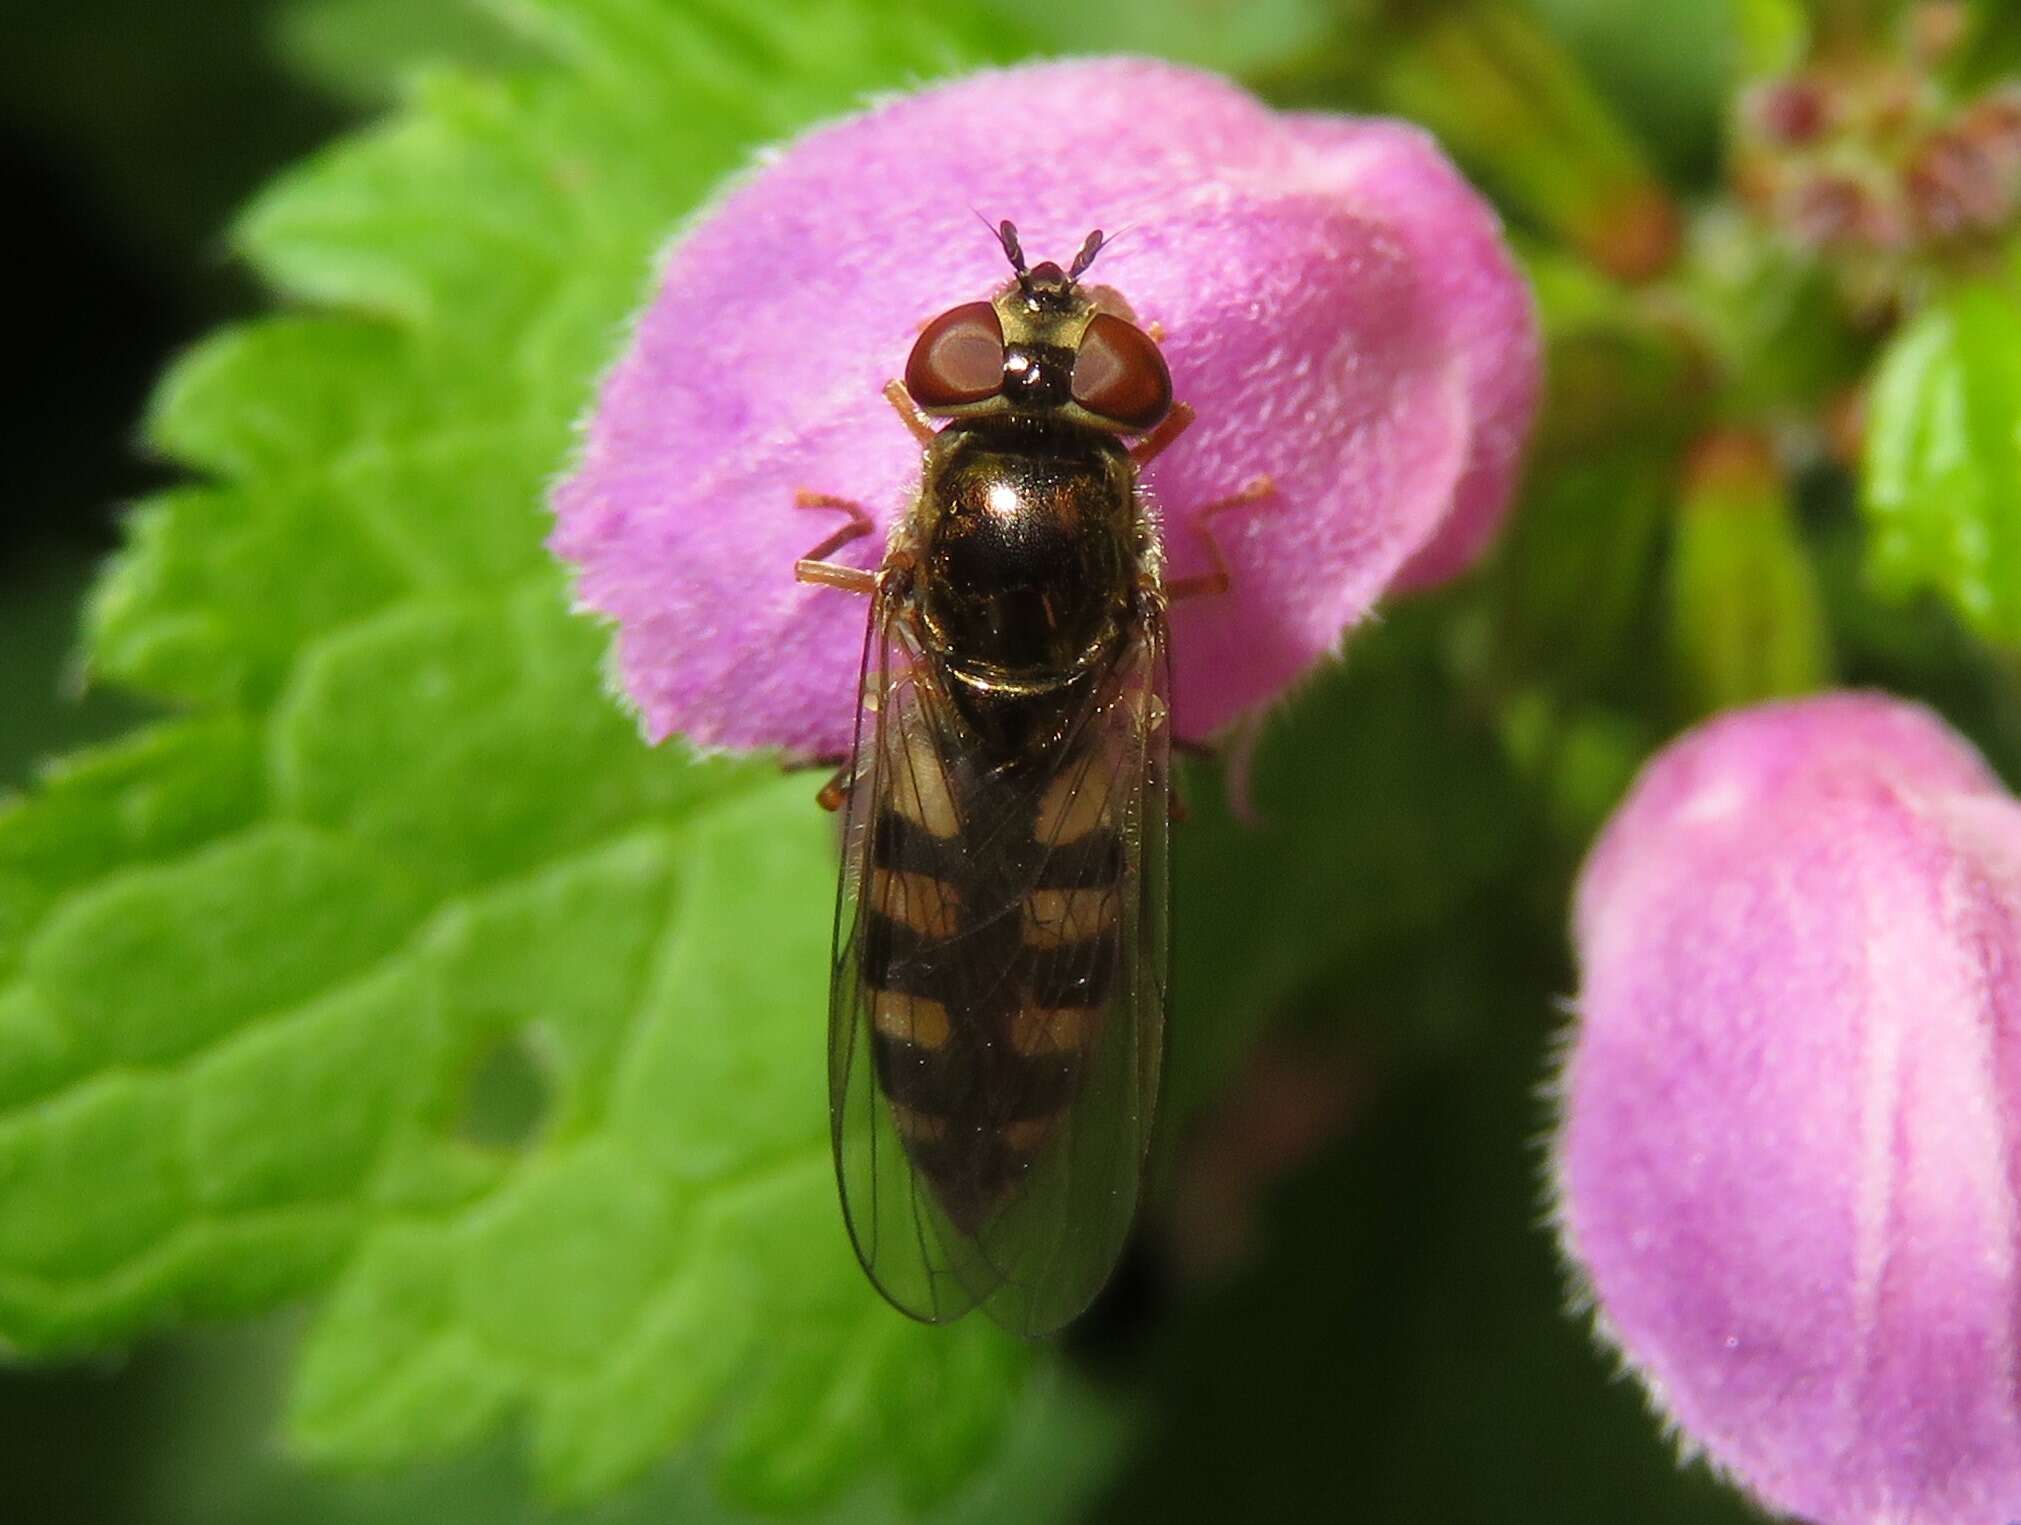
[860,718,1125,1233]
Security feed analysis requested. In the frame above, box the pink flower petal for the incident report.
[1558,692,2021,1524]
[551,58,1536,755]
[1310,118,1541,591]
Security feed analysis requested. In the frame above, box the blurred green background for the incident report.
[6,0,2020,1519]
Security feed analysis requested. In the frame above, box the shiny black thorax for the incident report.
[912,415,1137,756]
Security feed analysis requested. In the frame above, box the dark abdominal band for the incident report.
[859,752,1125,1230]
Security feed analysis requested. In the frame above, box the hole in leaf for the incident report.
[457,1028,553,1150]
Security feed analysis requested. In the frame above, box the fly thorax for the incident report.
[916,426,1136,677]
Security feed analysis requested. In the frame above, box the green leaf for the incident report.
[1489,444,1672,698]
[131,1318,1128,1525]
[1667,434,1833,716]
[1812,508,2021,785]
[1953,0,2021,89]
[1497,690,1653,851]
[979,0,1332,78]
[1520,241,1705,462]
[1678,211,1867,420]
[1864,283,2021,645]
[0,548,145,792]
[0,0,1042,1509]
[276,0,540,104]
[1366,1,1681,283]
[1732,0,1808,77]
[1164,604,1528,1124]
[1525,0,1737,182]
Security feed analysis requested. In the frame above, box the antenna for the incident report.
[997,219,1033,298]
[1067,228,1105,281]
[973,212,1035,297]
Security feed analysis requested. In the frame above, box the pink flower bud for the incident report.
[1747,78,1832,147]
[549,58,1536,756]
[1557,692,2021,1524]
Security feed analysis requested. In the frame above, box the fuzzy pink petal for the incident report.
[551,57,1535,755]
[1300,118,1541,591]
[1559,692,2021,1524]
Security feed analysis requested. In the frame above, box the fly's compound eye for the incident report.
[1069,312,1172,431]
[905,302,1006,409]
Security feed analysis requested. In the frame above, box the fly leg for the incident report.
[1166,724,1268,826]
[815,766,853,813]
[793,490,879,595]
[1129,401,1194,469]
[1164,738,1219,825]
[1164,475,1276,602]
[804,750,854,812]
[790,492,878,803]
[779,747,856,812]
[883,380,938,448]
[798,379,933,590]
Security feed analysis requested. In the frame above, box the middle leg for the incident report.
[1165,475,1276,602]
[793,490,880,595]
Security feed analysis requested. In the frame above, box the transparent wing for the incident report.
[828,585,1171,1334]
[954,604,1170,1336]
[829,583,987,1324]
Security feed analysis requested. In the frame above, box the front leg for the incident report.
[884,380,937,448]
[1130,401,1195,470]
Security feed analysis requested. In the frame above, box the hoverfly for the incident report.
[794,221,1266,1334]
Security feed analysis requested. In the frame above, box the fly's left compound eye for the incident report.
[1069,312,1172,431]
[905,302,1006,409]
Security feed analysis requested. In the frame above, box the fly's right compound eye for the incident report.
[1069,312,1171,432]
[905,302,1006,409]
